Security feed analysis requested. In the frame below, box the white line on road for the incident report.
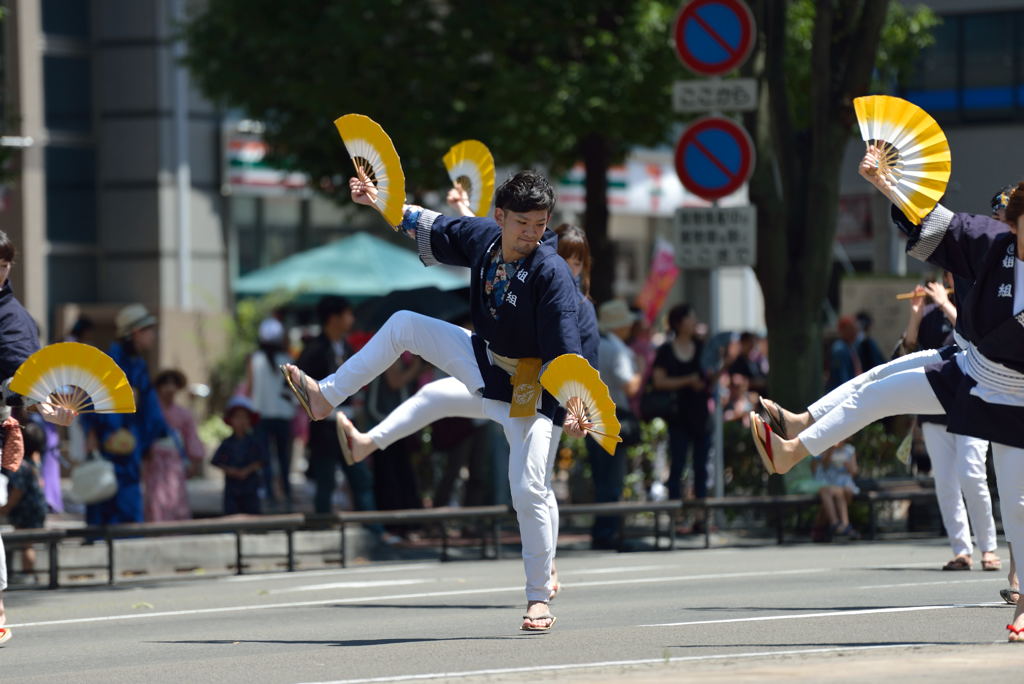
[568,564,672,575]
[640,602,1000,627]
[4,567,825,629]
[268,579,429,594]
[857,578,1003,590]
[296,643,940,684]
[225,564,434,582]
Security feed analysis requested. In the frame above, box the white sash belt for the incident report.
[962,344,1024,406]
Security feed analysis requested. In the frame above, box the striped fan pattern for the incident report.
[540,354,622,455]
[334,114,407,227]
[442,140,496,217]
[853,95,951,225]
[9,342,136,414]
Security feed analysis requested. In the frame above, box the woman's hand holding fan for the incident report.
[35,402,76,427]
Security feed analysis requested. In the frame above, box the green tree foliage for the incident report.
[742,0,937,429]
[182,0,681,303]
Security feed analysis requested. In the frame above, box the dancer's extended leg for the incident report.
[763,349,945,436]
[756,366,944,474]
[285,311,485,420]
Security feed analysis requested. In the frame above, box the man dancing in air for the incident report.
[284,170,587,631]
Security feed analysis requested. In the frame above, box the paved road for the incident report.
[3,539,1023,683]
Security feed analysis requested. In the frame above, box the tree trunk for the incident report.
[581,132,613,305]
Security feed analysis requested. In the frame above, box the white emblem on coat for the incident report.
[516,269,528,283]
[506,293,518,306]
[1004,255,1016,268]
[1017,311,1024,327]
[998,283,1013,298]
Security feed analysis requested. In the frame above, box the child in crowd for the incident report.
[812,442,860,541]
[0,420,48,579]
[211,396,267,515]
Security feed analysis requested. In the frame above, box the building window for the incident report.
[42,0,92,39]
[902,11,1021,122]
[45,146,97,243]
[47,254,98,312]
[43,55,93,133]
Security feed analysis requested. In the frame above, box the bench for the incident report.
[2,528,67,589]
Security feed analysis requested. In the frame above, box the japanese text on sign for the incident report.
[672,78,758,113]
[672,206,756,268]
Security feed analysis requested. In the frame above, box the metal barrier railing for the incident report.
[2,488,937,589]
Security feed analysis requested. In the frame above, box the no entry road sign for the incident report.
[673,116,754,202]
[673,0,755,77]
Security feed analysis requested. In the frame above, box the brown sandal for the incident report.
[982,556,1002,571]
[942,555,971,571]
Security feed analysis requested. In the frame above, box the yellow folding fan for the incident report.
[9,342,136,414]
[442,140,496,217]
[334,114,406,227]
[540,354,622,455]
[853,95,951,225]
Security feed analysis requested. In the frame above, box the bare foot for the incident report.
[549,565,560,601]
[522,600,554,630]
[338,413,378,463]
[982,551,1002,571]
[761,398,814,434]
[283,364,335,421]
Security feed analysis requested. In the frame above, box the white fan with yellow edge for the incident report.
[9,342,136,414]
[540,354,622,455]
[334,114,406,227]
[853,95,951,225]
[442,140,495,217]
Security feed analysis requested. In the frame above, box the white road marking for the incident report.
[857,578,1003,590]
[225,564,434,582]
[268,579,429,594]
[296,643,940,684]
[568,564,672,575]
[5,567,826,629]
[640,602,1000,627]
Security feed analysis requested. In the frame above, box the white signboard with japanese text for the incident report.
[673,78,758,113]
[671,205,757,268]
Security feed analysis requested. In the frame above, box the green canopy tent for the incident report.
[233,232,469,302]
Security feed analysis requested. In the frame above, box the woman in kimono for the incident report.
[81,304,169,526]
[750,146,1024,640]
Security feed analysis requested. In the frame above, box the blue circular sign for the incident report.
[673,0,755,77]
[674,117,754,201]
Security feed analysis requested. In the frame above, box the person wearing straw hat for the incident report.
[80,304,169,527]
[590,299,640,549]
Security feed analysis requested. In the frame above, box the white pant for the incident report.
[317,311,559,603]
[319,311,484,407]
[800,366,944,456]
[808,348,944,421]
[0,532,6,591]
[369,377,485,450]
[921,423,997,557]
[995,447,1024,588]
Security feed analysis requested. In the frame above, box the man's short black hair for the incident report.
[317,295,352,326]
[0,230,15,262]
[494,170,556,214]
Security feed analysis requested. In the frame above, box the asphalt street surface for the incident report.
[3,539,1024,683]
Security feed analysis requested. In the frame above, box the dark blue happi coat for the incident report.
[0,281,40,382]
[893,205,1024,446]
[415,211,583,419]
